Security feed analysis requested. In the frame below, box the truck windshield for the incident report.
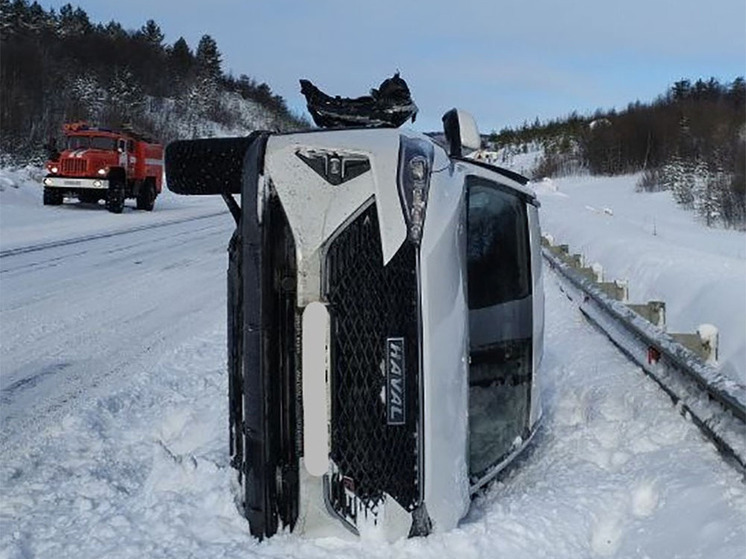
[66,136,89,150]
[90,136,117,150]
[66,136,117,151]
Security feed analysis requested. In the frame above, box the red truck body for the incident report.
[42,122,164,213]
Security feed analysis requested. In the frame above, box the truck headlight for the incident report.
[97,168,107,176]
[397,136,434,243]
[50,166,58,174]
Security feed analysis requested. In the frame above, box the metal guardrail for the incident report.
[542,241,746,474]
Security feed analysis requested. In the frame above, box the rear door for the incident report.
[465,175,533,481]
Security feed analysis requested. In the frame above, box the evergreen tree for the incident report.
[195,34,221,80]
[139,19,163,47]
[57,3,91,36]
[168,37,194,83]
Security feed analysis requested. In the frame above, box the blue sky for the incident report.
[44,0,745,134]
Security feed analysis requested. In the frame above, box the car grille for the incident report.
[61,159,88,174]
[325,203,421,522]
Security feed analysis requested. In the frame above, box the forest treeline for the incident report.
[490,78,746,227]
[0,0,308,163]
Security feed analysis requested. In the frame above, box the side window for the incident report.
[127,140,135,153]
[466,175,533,480]
[466,176,530,309]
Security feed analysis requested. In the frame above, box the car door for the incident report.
[465,174,534,481]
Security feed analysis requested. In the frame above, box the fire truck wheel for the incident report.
[106,185,125,214]
[136,181,156,211]
[43,187,63,206]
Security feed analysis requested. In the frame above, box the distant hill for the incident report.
[488,78,746,228]
[0,1,309,164]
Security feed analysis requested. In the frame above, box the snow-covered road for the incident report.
[1,167,744,558]
[0,212,234,452]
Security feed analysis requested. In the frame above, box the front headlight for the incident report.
[397,136,434,243]
[50,166,58,174]
[97,168,107,176]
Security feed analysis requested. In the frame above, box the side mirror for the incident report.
[442,109,481,157]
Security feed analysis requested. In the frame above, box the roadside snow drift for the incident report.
[534,174,746,386]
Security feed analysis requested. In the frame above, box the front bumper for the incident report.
[43,176,109,189]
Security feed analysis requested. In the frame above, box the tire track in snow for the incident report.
[0,210,226,259]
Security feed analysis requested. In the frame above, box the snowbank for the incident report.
[534,174,746,385]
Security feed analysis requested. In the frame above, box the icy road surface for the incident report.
[1,167,744,557]
[0,213,234,452]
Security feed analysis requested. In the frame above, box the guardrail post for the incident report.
[598,280,628,302]
[566,253,582,268]
[671,325,719,364]
[627,301,666,328]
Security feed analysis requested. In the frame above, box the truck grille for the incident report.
[61,159,88,174]
[325,203,420,521]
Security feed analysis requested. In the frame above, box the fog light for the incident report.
[43,178,52,186]
[93,180,102,187]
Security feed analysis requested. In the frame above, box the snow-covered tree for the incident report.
[107,68,145,121]
[661,157,694,208]
[69,74,106,120]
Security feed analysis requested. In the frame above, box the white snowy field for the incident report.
[1,166,745,558]
[533,174,746,386]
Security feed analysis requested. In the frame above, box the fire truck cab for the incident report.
[42,122,164,213]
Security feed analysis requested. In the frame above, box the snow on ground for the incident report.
[492,143,544,178]
[1,252,744,558]
[1,165,745,557]
[533,174,746,386]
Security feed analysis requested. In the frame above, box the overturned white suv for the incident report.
[165,107,545,540]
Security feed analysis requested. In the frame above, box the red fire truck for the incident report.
[42,122,164,213]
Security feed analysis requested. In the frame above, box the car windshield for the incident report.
[66,135,117,151]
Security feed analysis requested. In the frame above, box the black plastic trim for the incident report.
[457,156,531,186]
